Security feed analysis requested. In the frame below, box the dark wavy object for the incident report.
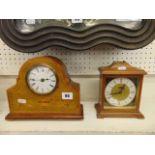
[0,19,155,53]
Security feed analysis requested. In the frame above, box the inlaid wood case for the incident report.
[6,56,83,120]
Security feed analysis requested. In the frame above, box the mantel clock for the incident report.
[95,61,146,118]
[6,56,83,120]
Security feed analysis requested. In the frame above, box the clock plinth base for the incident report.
[5,105,83,120]
[95,103,144,119]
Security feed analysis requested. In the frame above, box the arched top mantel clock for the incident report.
[0,19,155,53]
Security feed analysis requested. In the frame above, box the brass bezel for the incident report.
[103,75,141,110]
[26,64,59,96]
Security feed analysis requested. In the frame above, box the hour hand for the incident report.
[119,84,125,90]
[45,78,55,82]
[111,91,121,95]
[45,78,51,80]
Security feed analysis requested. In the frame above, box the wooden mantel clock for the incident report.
[6,56,83,120]
[95,61,146,119]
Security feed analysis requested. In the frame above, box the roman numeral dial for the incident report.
[27,65,57,94]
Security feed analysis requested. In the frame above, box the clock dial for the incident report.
[105,78,136,107]
[27,65,57,94]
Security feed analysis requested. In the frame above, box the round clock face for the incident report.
[27,65,57,95]
[105,78,136,107]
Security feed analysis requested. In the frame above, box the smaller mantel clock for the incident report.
[95,61,146,119]
[6,56,83,120]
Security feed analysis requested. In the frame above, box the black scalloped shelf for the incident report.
[0,19,155,53]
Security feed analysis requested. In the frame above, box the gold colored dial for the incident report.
[111,83,130,101]
[105,78,136,107]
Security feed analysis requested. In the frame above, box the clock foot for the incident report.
[95,103,144,119]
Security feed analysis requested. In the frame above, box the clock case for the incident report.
[6,56,83,120]
[95,61,147,119]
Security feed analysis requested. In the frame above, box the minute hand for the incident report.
[45,78,55,82]
[119,85,126,94]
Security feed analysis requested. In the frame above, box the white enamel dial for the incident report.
[27,65,57,94]
[105,78,136,107]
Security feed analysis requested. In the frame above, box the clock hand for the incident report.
[118,85,125,90]
[30,79,45,82]
[111,90,122,95]
[119,85,126,94]
[45,78,50,80]
[30,78,56,82]
[111,85,126,95]
[122,85,126,90]
[45,78,56,82]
